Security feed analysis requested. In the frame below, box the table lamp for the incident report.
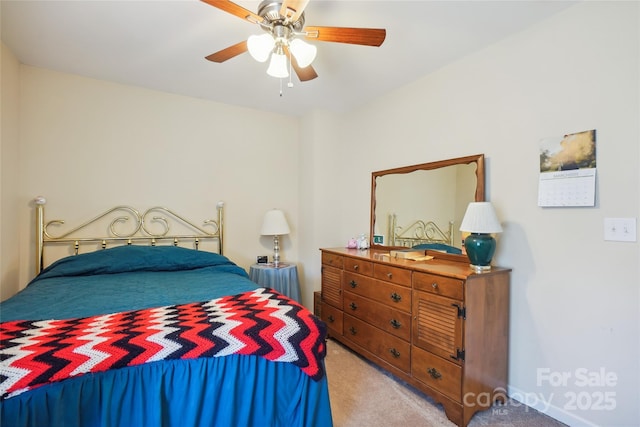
[459,202,503,272]
[260,209,290,268]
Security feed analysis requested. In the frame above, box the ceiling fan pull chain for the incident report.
[287,54,294,88]
[279,78,283,97]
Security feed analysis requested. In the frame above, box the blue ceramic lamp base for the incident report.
[463,233,496,272]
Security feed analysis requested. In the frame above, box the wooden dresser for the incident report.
[319,247,510,427]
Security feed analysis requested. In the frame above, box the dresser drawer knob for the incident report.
[432,282,438,289]
[350,280,357,288]
[387,272,393,279]
[427,367,442,380]
[389,348,401,358]
[353,264,359,271]
[390,319,402,329]
[349,326,358,335]
[390,292,402,303]
[327,315,335,323]
[349,302,358,311]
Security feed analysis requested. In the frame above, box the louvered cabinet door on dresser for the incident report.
[319,247,510,427]
[320,252,344,337]
[412,272,466,420]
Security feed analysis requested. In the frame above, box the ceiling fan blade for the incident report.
[200,0,264,24]
[280,0,310,23]
[293,64,318,82]
[284,46,318,82]
[304,26,386,47]
[205,40,248,63]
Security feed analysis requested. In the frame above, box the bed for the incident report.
[0,198,332,427]
[387,213,462,254]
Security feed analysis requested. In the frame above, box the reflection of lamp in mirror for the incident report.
[261,209,290,268]
[459,202,503,272]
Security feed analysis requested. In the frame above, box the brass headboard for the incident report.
[34,196,224,275]
[388,213,455,248]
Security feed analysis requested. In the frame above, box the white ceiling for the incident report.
[1,0,577,117]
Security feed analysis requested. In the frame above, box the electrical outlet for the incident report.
[604,218,637,242]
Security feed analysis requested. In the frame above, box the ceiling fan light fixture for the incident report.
[247,33,275,62]
[289,38,317,68]
[267,50,289,78]
[203,0,387,84]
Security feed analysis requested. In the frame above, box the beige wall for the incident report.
[298,3,639,427]
[1,2,638,427]
[8,66,300,291]
[1,42,21,301]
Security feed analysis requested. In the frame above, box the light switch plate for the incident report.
[604,218,637,242]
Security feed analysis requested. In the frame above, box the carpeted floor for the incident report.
[324,339,567,427]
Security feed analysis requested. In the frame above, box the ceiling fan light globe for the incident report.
[247,33,275,62]
[267,53,289,78]
[289,39,317,68]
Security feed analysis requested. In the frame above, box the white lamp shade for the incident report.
[459,202,503,234]
[289,38,317,68]
[266,52,289,78]
[247,33,275,63]
[261,209,290,236]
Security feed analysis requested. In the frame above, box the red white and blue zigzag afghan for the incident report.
[0,287,327,400]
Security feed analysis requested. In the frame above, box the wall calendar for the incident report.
[538,129,596,207]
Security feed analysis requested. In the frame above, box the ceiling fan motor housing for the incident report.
[258,1,305,33]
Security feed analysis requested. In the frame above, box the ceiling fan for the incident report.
[201,0,387,82]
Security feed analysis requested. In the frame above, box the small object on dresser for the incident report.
[257,255,268,264]
[389,249,427,259]
[356,234,369,249]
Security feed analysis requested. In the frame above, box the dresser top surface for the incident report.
[320,247,511,279]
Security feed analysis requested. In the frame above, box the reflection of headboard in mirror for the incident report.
[370,154,485,255]
[388,214,454,247]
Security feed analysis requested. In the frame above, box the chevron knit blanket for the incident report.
[0,287,327,400]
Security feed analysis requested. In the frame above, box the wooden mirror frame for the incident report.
[369,154,485,258]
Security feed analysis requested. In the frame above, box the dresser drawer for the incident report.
[344,271,411,312]
[413,272,464,300]
[343,257,373,276]
[373,264,411,286]
[343,271,375,292]
[412,346,462,403]
[343,291,411,341]
[320,302,343,336]
[344,314,411,373]
[322,252,344,269]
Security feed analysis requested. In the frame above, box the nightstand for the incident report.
[249,263,301,303]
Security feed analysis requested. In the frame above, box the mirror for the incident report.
[370,154,485,254]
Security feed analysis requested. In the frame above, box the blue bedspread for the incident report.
[0,246,333,427]
[1,246,256,321]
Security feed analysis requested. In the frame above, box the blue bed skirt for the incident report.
[1,247,333,427]
[1,354,333,427]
